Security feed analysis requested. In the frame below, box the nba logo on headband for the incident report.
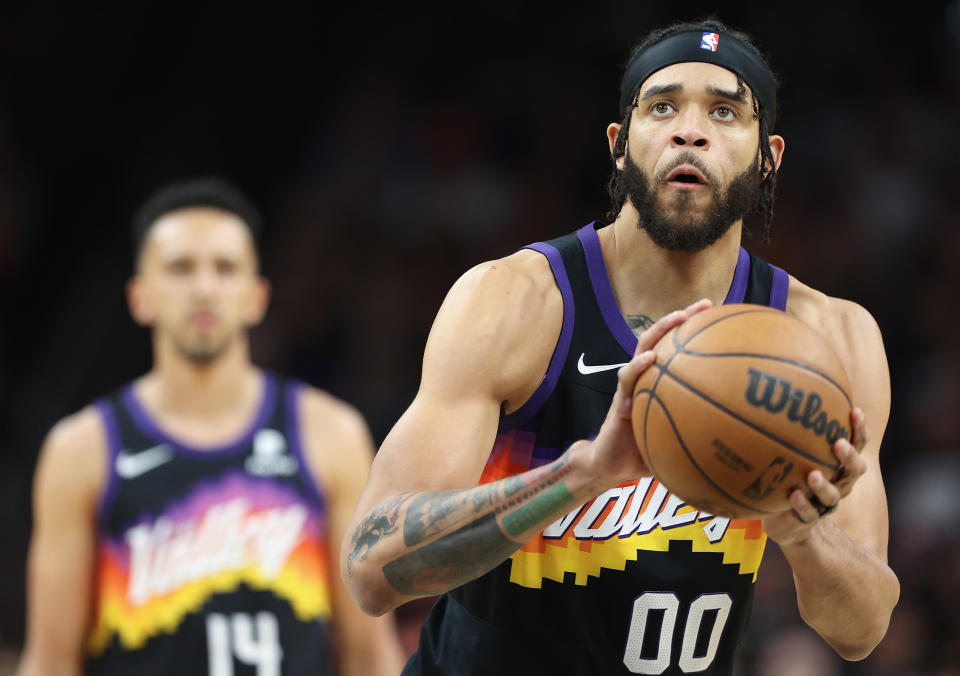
[700,32,720,51]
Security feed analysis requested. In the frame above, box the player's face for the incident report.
[620,62,775,251]
[130,208,268,364]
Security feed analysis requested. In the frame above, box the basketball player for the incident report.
[342,19,900,675]
[17,178,405,675]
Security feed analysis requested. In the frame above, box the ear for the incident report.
[764,134,786,174]
[606,123,626,171]
[127,276,154,326]
[244,276,272,327]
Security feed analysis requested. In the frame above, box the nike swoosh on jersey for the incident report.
[115,445,174,479]
[577,353,629,375]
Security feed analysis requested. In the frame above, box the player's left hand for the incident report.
[762,407,869,545]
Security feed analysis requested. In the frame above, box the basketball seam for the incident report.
[635,388,779,517]
[669,307,851,404]
[659,368,838,470]
[674,351,852,405]
[640,384,657,479]
[674,308,776,351]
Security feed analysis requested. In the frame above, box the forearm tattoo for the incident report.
[382,457,576,596]
[346,492,413,576]
[626,314,656,335]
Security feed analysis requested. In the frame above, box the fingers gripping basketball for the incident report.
[631,304,852,520]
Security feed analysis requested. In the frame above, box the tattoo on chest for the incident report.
[626,314,656,335]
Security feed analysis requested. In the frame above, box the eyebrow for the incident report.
[706,85,748,103]
[639,83,748,104]
[639,83,682,101]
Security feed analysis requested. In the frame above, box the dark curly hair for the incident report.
[606,18,781,240]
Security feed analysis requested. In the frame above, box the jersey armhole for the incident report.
[770,264,789,311]
[497,242,575,433]
[93,399,122,530]
[285,382,329,511]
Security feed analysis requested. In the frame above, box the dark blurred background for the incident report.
[1,1,958,674]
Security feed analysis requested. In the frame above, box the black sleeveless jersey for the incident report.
[406,223,790,676]
[86,372,335,676]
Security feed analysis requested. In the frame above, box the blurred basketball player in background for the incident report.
[16,177,404,675]
[342,18,899,675]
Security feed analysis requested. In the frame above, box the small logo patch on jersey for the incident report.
[701,32,720,51]
[245,429,298,477]
[577,353,629,375]
[116,444,174,479]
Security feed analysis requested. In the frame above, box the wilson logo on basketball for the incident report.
[743,368,849,443]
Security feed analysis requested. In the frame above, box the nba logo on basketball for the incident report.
[701,32,720,51]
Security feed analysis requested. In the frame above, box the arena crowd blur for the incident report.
[0,2,957,674]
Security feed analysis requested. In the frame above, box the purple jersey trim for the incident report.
[577,224,637,355]
[94,399,123,529]
[121,371,278,458]
[284,381,328,511]
[579,224,755,356]
[498,242,576,432]
[770,264,789,310]
[725,247,751,304]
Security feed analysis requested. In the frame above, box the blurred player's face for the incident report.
[614,62,782,251]
[129,208,268,364]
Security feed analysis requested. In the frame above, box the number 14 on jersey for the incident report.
[206,611,282,676]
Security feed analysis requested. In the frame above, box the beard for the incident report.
[622,151,762,252]
[172,329,234,365]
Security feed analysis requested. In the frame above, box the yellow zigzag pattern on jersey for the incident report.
[88,564,330,654]
[508,511,766,589]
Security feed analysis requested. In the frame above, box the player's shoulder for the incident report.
[785,275,884,352]
[297,384,368,440]
[43,404,108,461]
[427,249,563,392]
[295,384,373,464]
[451,248,560,310]
[437,249,563,350]
[292,383,374,492]
[35,404,108,498]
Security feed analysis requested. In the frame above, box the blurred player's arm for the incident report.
[340,253,700,616]
[16,408,107,676]
[300,389,405,676]
[767,295,900,660]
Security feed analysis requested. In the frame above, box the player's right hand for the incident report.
[582,298,713,485]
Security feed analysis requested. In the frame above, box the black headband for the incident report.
[619,31,777,128]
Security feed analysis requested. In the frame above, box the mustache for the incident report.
[654,152,718,186]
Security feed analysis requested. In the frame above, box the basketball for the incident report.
[631,304,852,520]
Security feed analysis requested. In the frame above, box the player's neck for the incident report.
[144,337,261,420]
[599,205,743,321]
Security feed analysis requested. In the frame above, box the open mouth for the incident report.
[665,165,708,188]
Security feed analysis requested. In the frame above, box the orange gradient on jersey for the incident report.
[87,528,330,655]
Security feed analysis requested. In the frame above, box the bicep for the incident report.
[831,305,892,560]
[24,517,97,666]
[22,415,105,672]
[356,259,560,515]
[363,392,502,507]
